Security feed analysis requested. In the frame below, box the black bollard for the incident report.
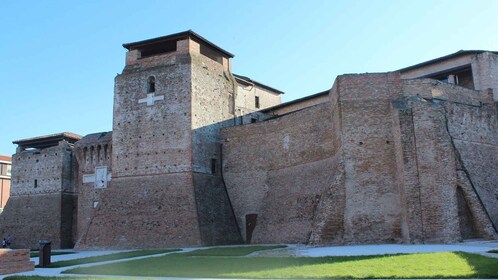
[38,240,51,267]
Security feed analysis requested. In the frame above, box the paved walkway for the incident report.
[297,240,498,257]
[1,240,497,279]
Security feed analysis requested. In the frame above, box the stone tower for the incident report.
[0,133,81,249]
[77,31,242,248]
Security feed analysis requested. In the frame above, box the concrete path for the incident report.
[297,240,498,257]
[1,241,497,279]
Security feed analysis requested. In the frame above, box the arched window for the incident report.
[104,144,108,160]
[90,146,95,164]
[147,76,155,93]
[97,145,101,162]
[83,147,88,163]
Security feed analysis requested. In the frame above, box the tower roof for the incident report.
[13,132,82,150]
[123,30,235,58]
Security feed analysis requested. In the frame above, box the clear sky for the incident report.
[1,0,498,156]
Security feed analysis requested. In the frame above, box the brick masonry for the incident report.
[1,32,496,249]
[0,142,76,249]
[74,36,254,248]
[0,249,34,275]
[223,73,497,245]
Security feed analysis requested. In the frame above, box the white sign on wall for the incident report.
[82,166,112,189]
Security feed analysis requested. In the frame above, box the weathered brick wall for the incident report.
[0,142,75,249]
[397,80,497,239]
[77,38,203,249]
[336,73,406,244]
[77,173,201,249]
[112,53,193,177]
[436,84,497,235]
[190,41,234,174]
[470,52,498,100]
[74,132,112,247]
[9,143,71,196]
[222,102,340,244]
[0,249,34,275]
[190,42,242,245]
[222,72,497,246]
[193,173,242,245]
[410,99,460,242]
[0,194,62,249]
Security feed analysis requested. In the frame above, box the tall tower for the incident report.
[0,133,81,249]
[78,31,242,248]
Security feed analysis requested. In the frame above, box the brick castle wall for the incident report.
[0,142,75,249]
[222,72,497,245]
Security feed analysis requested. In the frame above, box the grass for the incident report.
[5,278,119,280]
[29,251,75,258]
[5,246,498,279]
[59,249,498,279]
[37,249,178,268]
[182,245,286,256]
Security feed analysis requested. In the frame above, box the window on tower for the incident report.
[147,76,156,93]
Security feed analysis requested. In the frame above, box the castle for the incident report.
[0,31,497,249]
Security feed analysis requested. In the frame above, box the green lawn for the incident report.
[5,246,498,279]
[5,278,119,280]
[182,245,286,256]
[59,249,498,279]
[37,249,178,268]
[30,251,75,258]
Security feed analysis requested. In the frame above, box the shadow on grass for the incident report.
[29,251,75,258]
[61,251,498,279]
[181,245,287,256]
[454,251,498,279]
[37,249,179,268]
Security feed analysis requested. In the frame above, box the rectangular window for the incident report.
[0,163,11,176]
[211,159,217,174]
[255,96,260,109]
[428,65,474,90]
[139,40,177,58]
[200,44,223,64]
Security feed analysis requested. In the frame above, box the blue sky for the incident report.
[1,0,498,156]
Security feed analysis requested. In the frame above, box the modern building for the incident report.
[0,155,12,212]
